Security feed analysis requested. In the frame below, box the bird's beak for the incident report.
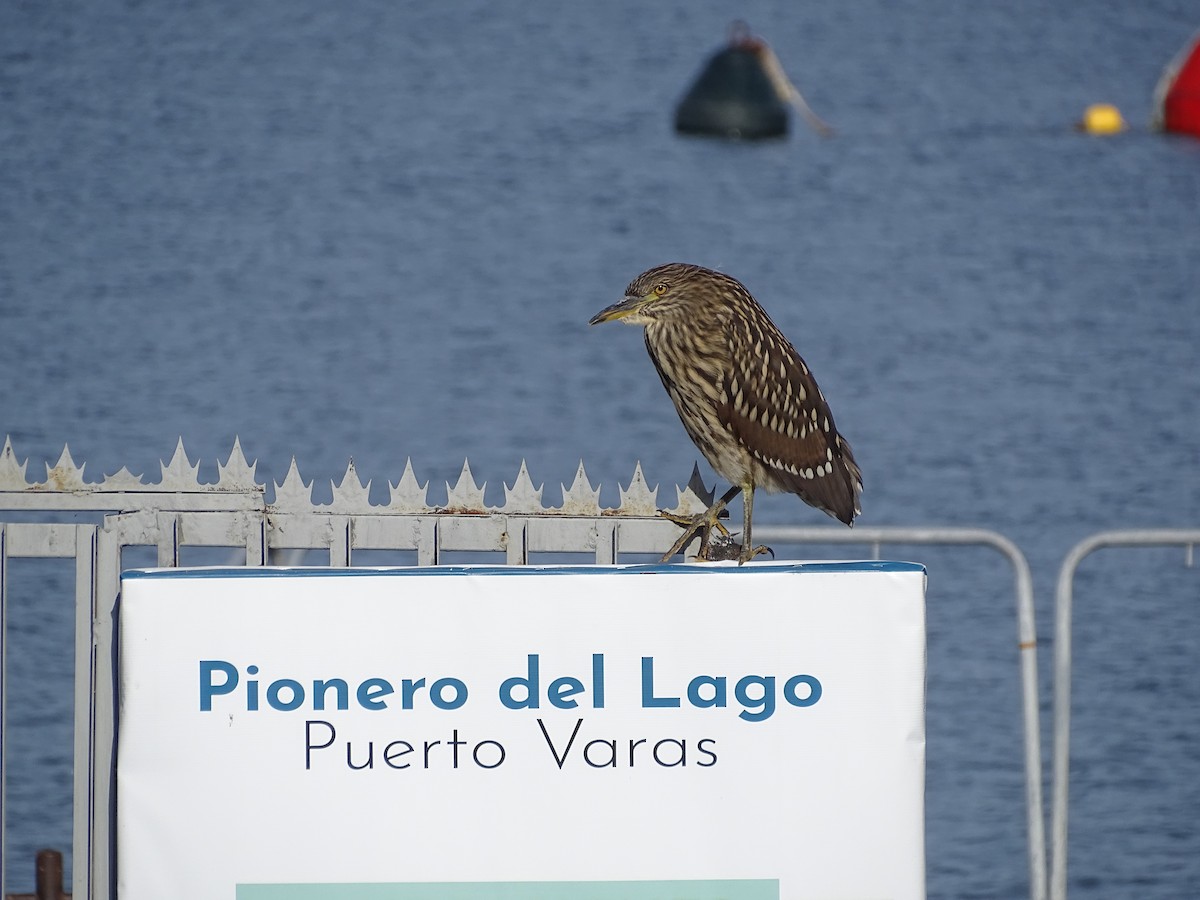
[589,294,646,325]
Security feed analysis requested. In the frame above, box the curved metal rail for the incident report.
[1050,529,1200,900]
[758,525,1046,900]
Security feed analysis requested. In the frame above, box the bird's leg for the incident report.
[659,484,742,562]
[738,483,773,565]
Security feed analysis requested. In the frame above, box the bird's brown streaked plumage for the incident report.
[589,262,862,562]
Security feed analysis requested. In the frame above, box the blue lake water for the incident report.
[1,1,1198,897]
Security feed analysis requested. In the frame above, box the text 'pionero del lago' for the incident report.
[196,653,824,773]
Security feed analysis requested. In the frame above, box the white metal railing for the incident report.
[759,525,1045,900]
[0,438,1050,900]
[1050,529,1200,900]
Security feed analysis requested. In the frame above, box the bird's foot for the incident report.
[658,507,730,562]
[738,543,775,565]
[661,521,773,564]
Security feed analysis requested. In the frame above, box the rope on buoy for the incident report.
[730,21,835,137]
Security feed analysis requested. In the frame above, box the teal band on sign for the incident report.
[236,879,779,900]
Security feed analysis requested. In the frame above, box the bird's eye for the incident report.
[653,282,668,296]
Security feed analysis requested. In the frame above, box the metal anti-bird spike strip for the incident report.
[617,461,658,516]
[0,435,30,489]
[445,459,486,511]
[216,437,262,491]
[272,457,314,512]
[501,460,543,514]
[663,462,716,518]
[100,466,146,490]
[558,461,602,516]
[46,445,88,490]
[325,459,372,513]
[388,458,431,512]
[1,435,706,518]
[1,436,265,493]
[157,438,201,489]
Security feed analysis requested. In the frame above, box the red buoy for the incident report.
[1153,30,1200,138]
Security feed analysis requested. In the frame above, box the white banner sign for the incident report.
[118,561,926,900]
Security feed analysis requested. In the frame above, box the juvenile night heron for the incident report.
[590,262,862,563]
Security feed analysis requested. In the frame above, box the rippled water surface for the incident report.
[2,2,1198,897]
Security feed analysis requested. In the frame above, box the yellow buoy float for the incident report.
[1078,103,1126,135]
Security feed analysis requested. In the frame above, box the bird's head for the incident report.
[589,262,717,327]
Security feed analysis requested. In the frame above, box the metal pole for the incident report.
[1050,529,1200,900]
[0,525,8,898]
[73,526,98,900]
[758,525,1047,900]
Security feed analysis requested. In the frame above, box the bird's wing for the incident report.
[720,316,862,524]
